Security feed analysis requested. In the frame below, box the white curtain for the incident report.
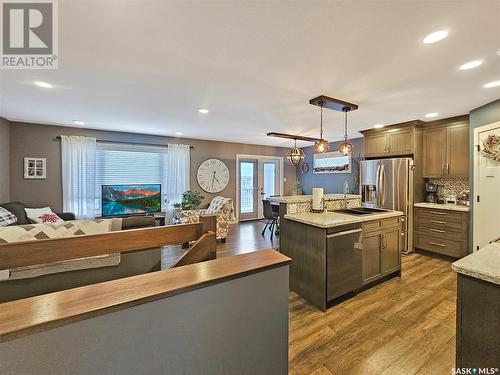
[165,144,190,204]
[61,135,97,219]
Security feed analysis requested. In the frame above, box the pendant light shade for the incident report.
[338,107,353,156]
[287,139,305,166]
[314,102,329,154]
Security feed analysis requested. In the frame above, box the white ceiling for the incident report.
[1,0,499,147]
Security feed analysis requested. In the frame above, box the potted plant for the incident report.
[181,191,204,210]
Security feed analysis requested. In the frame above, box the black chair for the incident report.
[262,200,279,238]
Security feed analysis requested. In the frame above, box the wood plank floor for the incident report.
[163,221,457,374]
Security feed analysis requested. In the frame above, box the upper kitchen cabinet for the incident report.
[422,116,469,178]
[360,121,423,158]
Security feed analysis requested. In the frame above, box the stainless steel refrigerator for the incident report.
[360,158,414,254]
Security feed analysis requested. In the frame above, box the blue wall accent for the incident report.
[298,138,364,195]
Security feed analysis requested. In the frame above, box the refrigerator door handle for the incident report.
[380,164,386,207]
[376,164,381,207]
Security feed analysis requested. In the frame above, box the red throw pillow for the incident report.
[38,213,63,223]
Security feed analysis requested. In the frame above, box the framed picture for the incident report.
[24,157,46,179]
[313,151,351,174]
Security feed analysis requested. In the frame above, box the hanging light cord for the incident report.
[344,109,348,142]
[320,103,324,140]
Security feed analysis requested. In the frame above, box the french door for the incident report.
[236,155,283,221]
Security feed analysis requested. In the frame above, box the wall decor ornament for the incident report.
[24,157,46,179]
[300,162,309,174]
[480,134,500,161]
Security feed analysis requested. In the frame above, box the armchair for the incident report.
[181,196,235,242]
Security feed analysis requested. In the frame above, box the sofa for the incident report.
[0,201,155,230]
[181,196,235,242]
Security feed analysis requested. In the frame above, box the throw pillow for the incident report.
[25,207,57,224]
[0,207,18,227]
[38,213,63,224]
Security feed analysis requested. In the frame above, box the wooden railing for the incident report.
[0,215,217,270]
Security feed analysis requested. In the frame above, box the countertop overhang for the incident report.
[284,210,403,228]
[268,194,361,204]
[452,242,500,285]
[414,202,470,212]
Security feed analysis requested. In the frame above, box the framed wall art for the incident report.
[24,157,47,179]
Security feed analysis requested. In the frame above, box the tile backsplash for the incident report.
[429,177,469,196]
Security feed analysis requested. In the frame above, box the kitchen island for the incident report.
[452,242,500,369]
[281,209,403,311]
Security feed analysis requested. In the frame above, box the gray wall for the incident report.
[298,137,364,195]
[468,99,500,249]
[9,121,297,211]
[0,118,9,202]
[0,266,289,375]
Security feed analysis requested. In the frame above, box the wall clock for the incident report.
[197,159,230,193]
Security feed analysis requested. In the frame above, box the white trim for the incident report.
[235,154,284,221]
[473,120,500,251]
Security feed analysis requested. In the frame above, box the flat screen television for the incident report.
[101,184,161,217]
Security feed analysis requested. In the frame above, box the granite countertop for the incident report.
[452,242,500,285]
[268,194,361,204]
[284,210,403,228]
[414,202,470,212]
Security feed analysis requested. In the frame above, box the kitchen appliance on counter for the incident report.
[436,184,446,204]
[360,158,413,254]
[457,190,470,207]
[425,182,437,203]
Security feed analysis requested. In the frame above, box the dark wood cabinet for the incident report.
[414,207,469,258]
[422,127,447,177]
[456,274,500,368]
[422,118,469,178]
[382,227,401,273]
[363,129,415,158]
[362,232,382,283]
[362,217,402,285]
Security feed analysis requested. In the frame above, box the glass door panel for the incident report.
[239,159,259,220]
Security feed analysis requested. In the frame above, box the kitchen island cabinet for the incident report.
[281,210,403,311]
[452,243,500,369]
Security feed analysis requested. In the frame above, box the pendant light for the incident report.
[286,139,305,166]
[314,102,329,154]
[338,107,353,156]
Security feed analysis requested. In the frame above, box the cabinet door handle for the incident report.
[447,163,450,176]
[429,211,447,215]
[429,228,446,233]
[442,163,445,175]
[429,241,447,247]
[429,220,446,224]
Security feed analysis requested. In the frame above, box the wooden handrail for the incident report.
[0,249,291,343]
[173,231,217,268]
[0,219,216,269]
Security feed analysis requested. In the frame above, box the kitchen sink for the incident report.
[330,207,388,215]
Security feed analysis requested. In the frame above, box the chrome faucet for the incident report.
[343,180,350,208]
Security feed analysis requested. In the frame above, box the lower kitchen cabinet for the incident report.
[362,218,402,285]
[415,207,469,258]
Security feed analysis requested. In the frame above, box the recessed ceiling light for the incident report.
[496,49,500,56]
[175,131,183,136]
[483,80,500,88]
[73,120,85,125]
[459,60,483,70]
[423,30,448,44]
[373,124,384,129]
[425,112,439,118]
[198,108,209,114]
[34,81,53,88]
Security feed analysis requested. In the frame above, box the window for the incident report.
[95,142,168,215]
[313,151,351,174]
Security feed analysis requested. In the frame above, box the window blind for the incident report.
[95,142,168,215]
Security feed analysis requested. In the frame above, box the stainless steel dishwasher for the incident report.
[326,225,363,301]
